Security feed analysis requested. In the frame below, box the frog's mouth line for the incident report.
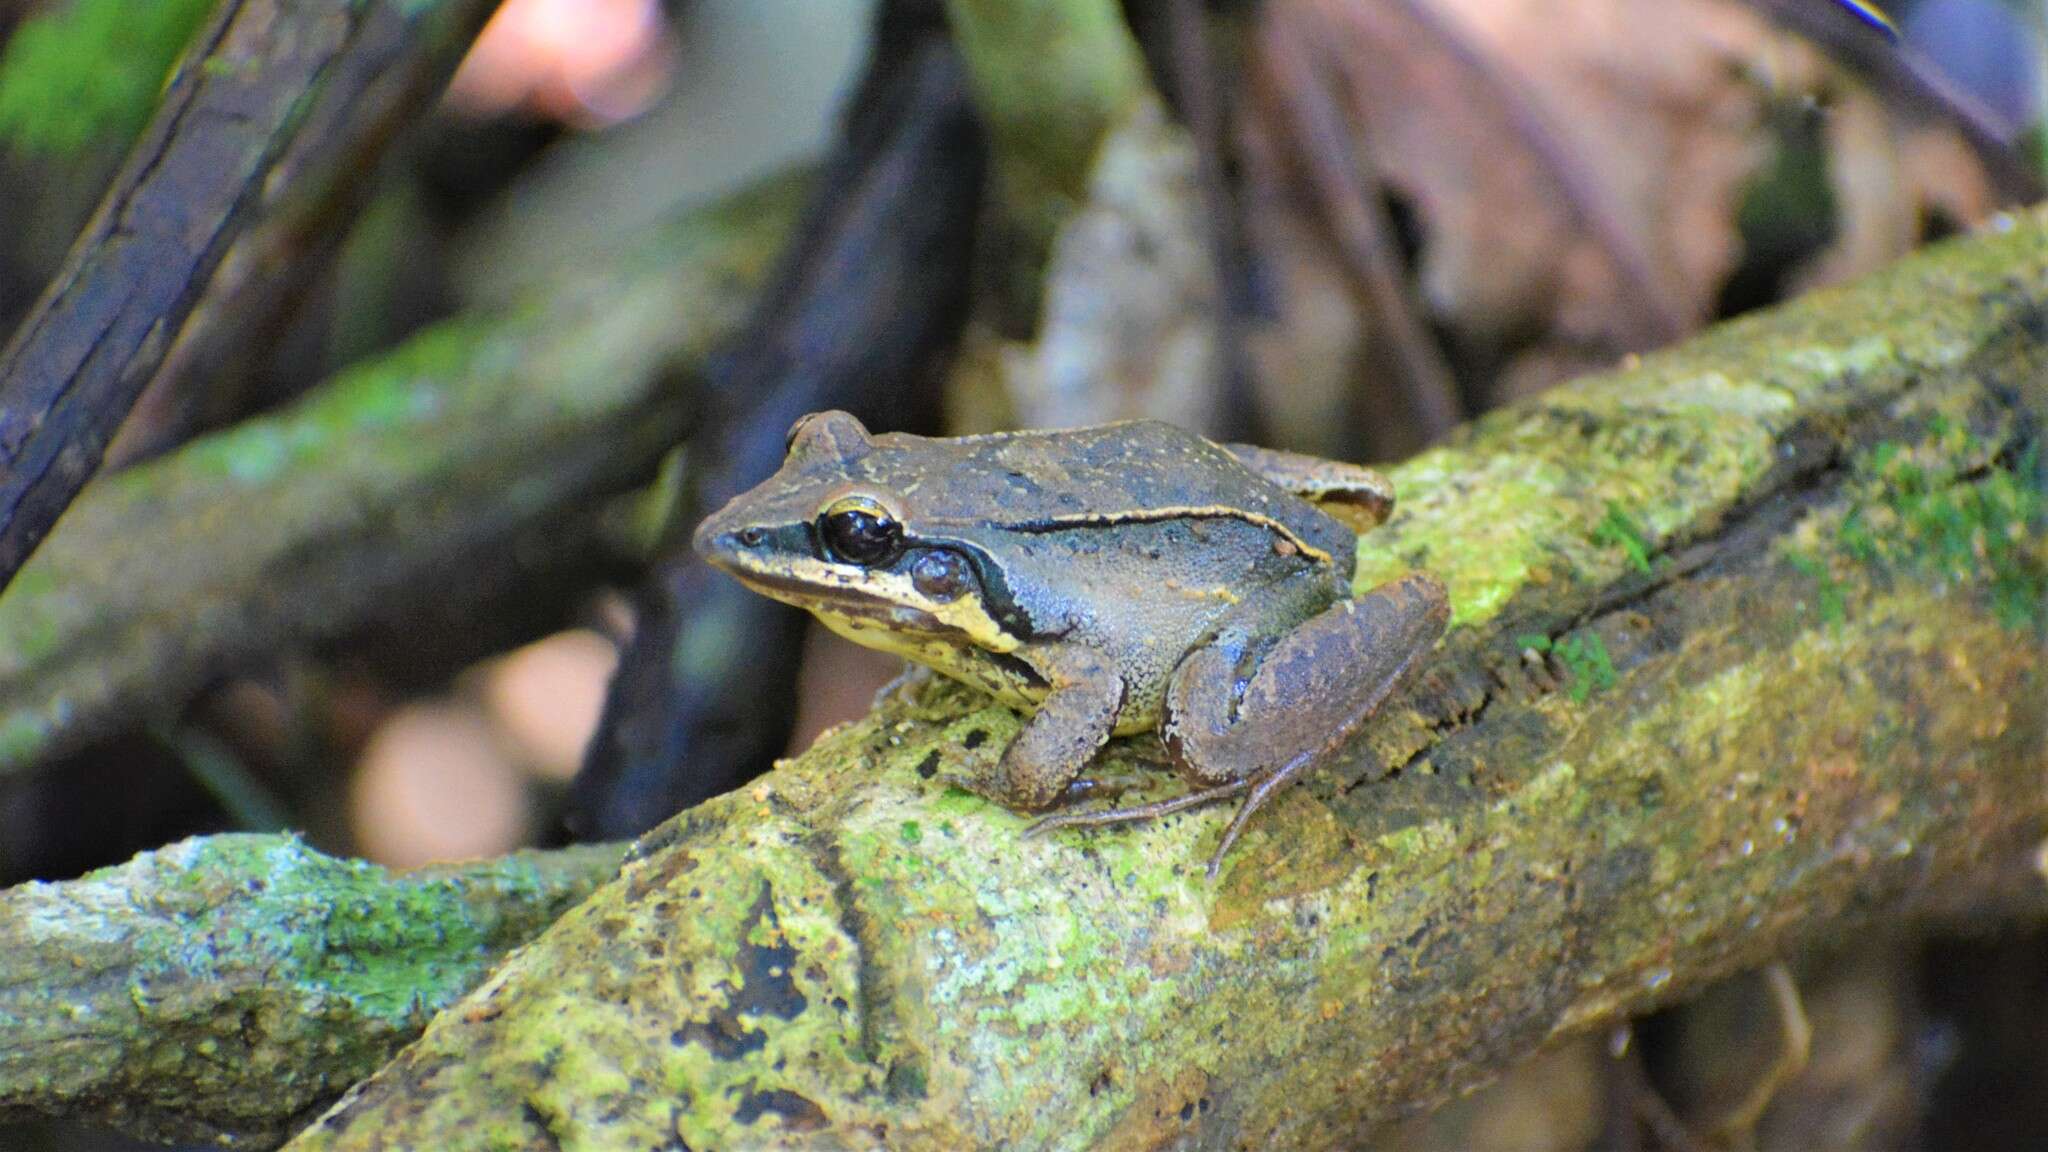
[719,564,958,635]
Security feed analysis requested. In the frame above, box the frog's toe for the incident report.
[870,662,936,710]
[1022,779,1250,838]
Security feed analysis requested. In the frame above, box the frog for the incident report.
[693,410,1450,875]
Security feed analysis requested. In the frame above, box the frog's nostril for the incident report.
[738,527,766,547]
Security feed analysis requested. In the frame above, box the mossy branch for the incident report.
[0,0,501,591]
[0,834,625,1146]
[0,173,804,772]
[282,215,2048,1150]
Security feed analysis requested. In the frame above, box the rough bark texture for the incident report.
[281,214,2047,1150]
[0,175,802,772]
[0,0,497,590]
[0,834,625,1146]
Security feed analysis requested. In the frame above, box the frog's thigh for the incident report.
[998,643,1126,811]
[1162,573,1450,787]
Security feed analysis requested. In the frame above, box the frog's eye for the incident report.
[819,496,902,566]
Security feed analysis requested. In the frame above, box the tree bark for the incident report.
[277,213,2047,1150]
[0,834,624,1146]
[0,175,803,772]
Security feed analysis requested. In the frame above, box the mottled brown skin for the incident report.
[695,411,1449,874]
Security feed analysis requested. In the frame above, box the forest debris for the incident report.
[0,175,803,774]
[1248,0,2005,406]
[0,0,499,592]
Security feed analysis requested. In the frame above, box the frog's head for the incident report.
[693,411,1025,655]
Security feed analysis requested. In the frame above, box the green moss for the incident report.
[1522,632,1618,702]
[1783,552,1847,627]
[1,833,625,1145]
[155,315,502,490]
[1594,501,1654,574]
[1830,437,2045,630]
[0,0,214,157]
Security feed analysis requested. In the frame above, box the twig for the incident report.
[0,0,497,593]
[0,174,806,775]
[1742,0,2043,204]
[113,0,506,464]
[1158,0,1266,441]
[1258,8,1466,439]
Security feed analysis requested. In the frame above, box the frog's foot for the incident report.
[871,662,936,711]
[1023,778,1251,849]
[1028,768,1341,878]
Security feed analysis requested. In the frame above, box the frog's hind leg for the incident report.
[1028,777,1250,830]
[1190,572,1447,873]
[1033,572,1448,877]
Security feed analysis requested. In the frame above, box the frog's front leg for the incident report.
[1033,572,1448,875]
[996,642,1126,810]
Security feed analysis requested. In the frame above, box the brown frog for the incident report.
[694,411,1449,874]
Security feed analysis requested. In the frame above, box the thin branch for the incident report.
[0,0,497,593]
[1159,0,1267,441]
[0,834,625,1146]
[1258,9,1467,439]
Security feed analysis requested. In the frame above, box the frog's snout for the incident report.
[690,514,722,563]
[693,501,781,573]
[691,512,743,569]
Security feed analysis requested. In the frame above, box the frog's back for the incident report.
[871,421,1357,566]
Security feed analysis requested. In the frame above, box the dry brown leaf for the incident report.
[1245,0,1998,409]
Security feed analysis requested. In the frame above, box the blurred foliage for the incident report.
[0,0,213,157]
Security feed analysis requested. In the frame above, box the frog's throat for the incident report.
[811,608,1050,713]
[723,560,1021,654]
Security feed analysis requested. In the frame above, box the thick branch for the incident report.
[0,834,625,1146]
[283,215,2048,1149]
[0,175,803,772]
[0,0,497,591]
